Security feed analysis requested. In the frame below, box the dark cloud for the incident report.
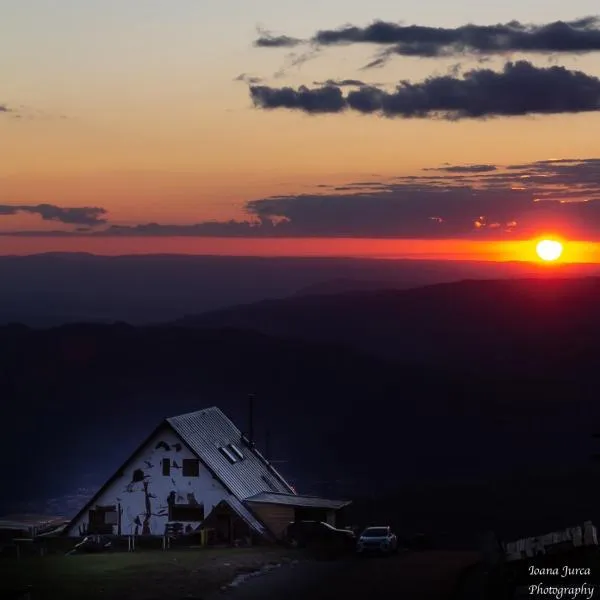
[425,164,498,173]
[250,61,600,119]
[0,105,10,113]
[313,79,369,87]
[0,204,107,226]
[234,73,264,84]
[253,29,303,48]
[4,159,600,240]
[250,84,345,113]
[292,17,600,59]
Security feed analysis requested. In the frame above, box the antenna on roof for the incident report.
[248,393,255,447]
[265,429,270,462]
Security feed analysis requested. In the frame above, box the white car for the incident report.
[356,525,398,554]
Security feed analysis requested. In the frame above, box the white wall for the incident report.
[68,425,228,536]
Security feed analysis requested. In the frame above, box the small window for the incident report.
[162,458,170,476]
[261,474,278,491]
[219,446,238,464]
[228,443,244,460]
[182,458,200,477]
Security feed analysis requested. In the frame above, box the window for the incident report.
[261,474,278,491]
[228,443,244,460]
[162,458,170,476]
[182,458,200,477]
[169,503,205,522]
[219,446,238,464]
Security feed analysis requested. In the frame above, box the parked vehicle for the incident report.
[284,520,356,549]
[356,526,398,555]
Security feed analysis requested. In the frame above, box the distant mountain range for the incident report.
[176,276,600,376]
[3,252,600,326]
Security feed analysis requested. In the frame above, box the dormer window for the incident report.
[219,446,238,464]
[228,443,244,460]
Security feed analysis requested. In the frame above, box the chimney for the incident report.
[265,429,271,462]
[248,393,255,446]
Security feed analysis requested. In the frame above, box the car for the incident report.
[356,526,398,555]
[284,520,356,550]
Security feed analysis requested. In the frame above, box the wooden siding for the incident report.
[247,503,294,539]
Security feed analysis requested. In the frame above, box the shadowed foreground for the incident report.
[0,548,478,599]
[0,548,297,600]
[208,550,479,600]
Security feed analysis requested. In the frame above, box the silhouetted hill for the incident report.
[3,253,600,326]
[177,277,600,376]
[292,278,413,296]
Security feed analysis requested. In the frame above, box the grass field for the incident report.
[0,546,301,599]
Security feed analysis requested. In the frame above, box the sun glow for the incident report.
[536,239,564,262]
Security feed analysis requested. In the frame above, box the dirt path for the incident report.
[210,550,479,600]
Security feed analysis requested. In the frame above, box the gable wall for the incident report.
[67,425,229,536]
[247,503,294,539]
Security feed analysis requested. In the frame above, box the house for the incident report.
[0,515,68,539]
[63,407,351,543]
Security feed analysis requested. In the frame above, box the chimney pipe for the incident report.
[248,393,255,446]
[265,429,271,462]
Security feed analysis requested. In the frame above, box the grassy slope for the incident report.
[0,547,299,599]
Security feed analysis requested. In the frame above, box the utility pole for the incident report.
[248,393,255,446]
[265,429,271,462]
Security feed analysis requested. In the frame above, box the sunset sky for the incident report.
[2,0,600,260]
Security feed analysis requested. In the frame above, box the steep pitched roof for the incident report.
[167,407,295,501]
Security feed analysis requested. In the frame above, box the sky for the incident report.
[2,0,600,260]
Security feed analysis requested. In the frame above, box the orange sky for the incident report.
[2,2,600,259]
[1,237,598,264]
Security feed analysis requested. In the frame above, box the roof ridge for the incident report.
[167,406,221,420]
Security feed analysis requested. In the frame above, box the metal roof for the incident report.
[245,491,351,510]
[167,407,295,502]
[0,515,69,537]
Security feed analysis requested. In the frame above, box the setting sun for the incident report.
[536,239,564,262]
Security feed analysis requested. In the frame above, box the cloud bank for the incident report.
[254,17,600,60]
[249,61,600,119]
[4,159,600,240]
[0,204,107,226]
